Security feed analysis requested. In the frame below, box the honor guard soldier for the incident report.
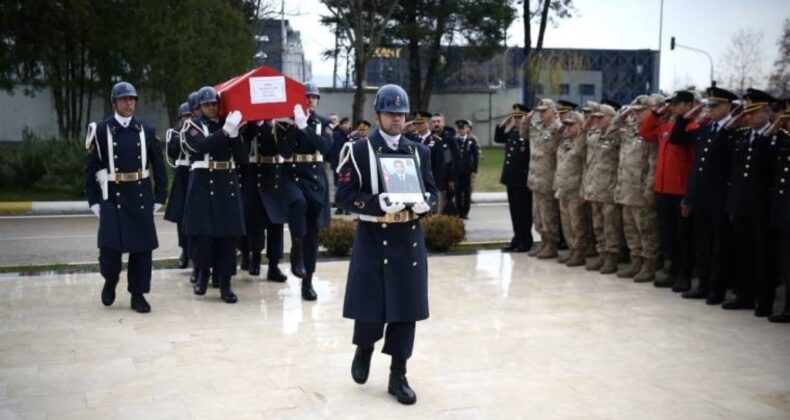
[239,120,292,282]
[279,81,334,301]
[525,98,563,259]
[335,84,437,405]
[581,103,623,274]
[675,87,739,302]
[453,119,479,219]
[554,111,590,267]
[182,86,246,303]
[164,101,193,269]
[768,99,790,323]
[84,81,167,313]
[495,104,534,253]
[611,95,661,281]
[720,89,778,317]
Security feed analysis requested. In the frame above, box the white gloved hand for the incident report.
[90,204,100,219]
[412,200,430,215]
[223,110,243,137]
[378,193,406,214]
[294,105,309,130]
[153,203,162,215]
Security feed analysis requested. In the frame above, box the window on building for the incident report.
[579,84,595,96]
[559,84,570,95]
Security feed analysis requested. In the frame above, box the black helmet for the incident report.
[111,81,138,101]
[197,86,219,105]
[187,91,199,110]
[374,84,409,113]
[178,102,190,117]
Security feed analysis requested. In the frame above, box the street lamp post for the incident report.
[487,80,504,147]
[670,36,716,87]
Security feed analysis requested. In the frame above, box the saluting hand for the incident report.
[683,104,704,120]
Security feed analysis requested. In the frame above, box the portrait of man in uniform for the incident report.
[380,156,424,204]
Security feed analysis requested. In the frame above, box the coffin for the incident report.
[214,65,306,121]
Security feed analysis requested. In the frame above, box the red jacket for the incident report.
[639,112,698,196]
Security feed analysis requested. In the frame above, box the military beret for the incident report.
[742,88,776,114]
[557,100,578,114]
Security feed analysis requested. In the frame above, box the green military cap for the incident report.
[511,103,530,116]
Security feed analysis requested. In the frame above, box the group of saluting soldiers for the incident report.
[497,87,790,323]
[85,81,438,404]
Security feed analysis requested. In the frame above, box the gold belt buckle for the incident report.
[211,161,231,170]
[117,171,141,182]
[294,154,316,163]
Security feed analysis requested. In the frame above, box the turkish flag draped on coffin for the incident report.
[214,65,307,122]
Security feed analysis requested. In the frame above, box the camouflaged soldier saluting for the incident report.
[554,111,590,267]
[610,95,661,281]
[581,103,623,274]
[525,99,563,258]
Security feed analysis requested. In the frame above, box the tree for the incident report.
[769,18,790,98]
[719,28,765,95]
[321,0,400,124]
[521,0,575,106]
[389,0,516,111]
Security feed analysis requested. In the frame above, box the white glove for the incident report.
[412,200,430,215]
[90,204,100,219]
[378,193,405,214]
[223,110,243,137]
[294,105,309,130]
[153,203,162,215]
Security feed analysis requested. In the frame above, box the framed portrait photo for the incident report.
[378,154,425,205]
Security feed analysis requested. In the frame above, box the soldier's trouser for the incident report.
[622,205,659,259]
[245,195,269,253]
[353,321,416,360]
[455,173,473,217]
[657,193,694,280]
[533,191,560,244]
[779,229,790,308]
[266,224,284,262]
[190,236,239,277]
[99,248,152,294]
[695,208,734,296]
[732,213,774,310]
[176,222,188,250]
[590,201,622,254]
[506,184,533,248]
[559,196,589,253]
[302,200,323,275]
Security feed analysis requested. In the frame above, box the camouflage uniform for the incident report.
[612,100,660,278]
[527,109,562,256]
[581,106,622,271]
[554,112,589,265]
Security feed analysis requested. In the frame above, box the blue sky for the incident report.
[287,0,788,91]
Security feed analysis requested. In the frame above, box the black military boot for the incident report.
[351,346,374,384]
[211,270,220,288]
[290,237,306,279]
[249,252,261,276]
[266,261,287,283]
[189,268,198,284]
[671,277,692,293]
[653,276,676,288]
[177,250,189,269]
[301,273,317,301]
[194,270,209,295]
[682,286,708,299]
[130,293,151,313]
[219,276,238,304]
[240,251,250,272]
[388,358,417,405]
[101,277,119,306]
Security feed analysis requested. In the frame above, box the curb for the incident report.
[0,193,509,215]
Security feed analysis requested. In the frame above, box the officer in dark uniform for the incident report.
[453,119,479,219]
[238,120,292,282]
[164,102,193,269]
[496,103,533,252]
[675,87,738,303]
[84,81,167,313]
[768,99,790,323]
[720,89,777,316]
[336,84,437,405]
[280,81,333,301]
[431,113,460,214]
[182,86,246,303]
[405,111,445,202]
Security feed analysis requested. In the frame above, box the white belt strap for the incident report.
[366,138,379,195]
[107,126,116,177]
[139,126,147,171]
[190,160,236,170]
[175,159,190,167]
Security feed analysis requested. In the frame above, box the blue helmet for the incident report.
[373,84,409,113]
[187,91,199,110]
[305,81,320,97]
[111,81,138,101]
[197,86,219,105]
[178,102,190,117]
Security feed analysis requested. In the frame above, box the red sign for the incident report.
[214,65,307,122]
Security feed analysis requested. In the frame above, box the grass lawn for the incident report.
[0,184,83,201]
[475,146,505,192]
